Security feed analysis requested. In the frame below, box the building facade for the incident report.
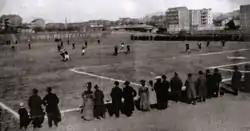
[189,10,201,30]
[200,8,213,26]
[166,7,190,32]
[240,4,250,31]
[31,18,45,29]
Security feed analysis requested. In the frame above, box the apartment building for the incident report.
[189,10,201,30]
[200,8,213,26]
[240,4,250,31]
[166,7,190,32]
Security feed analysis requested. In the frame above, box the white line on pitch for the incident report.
[0,102,19,119]
[208,61,250,69]
[70,68,141,87]
[218,68,250,73]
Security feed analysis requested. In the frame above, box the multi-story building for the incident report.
[166,7,190,32]
[31,18,45,29]
[240,4,250,31]
[200,8,213,26]
[189,10,201,30]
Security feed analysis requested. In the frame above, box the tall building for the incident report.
[189,10,201,30]
[240,4,250,31]
[166,7,190,32]
[200,8,213,26]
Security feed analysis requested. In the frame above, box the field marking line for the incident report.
[208,61,250,69]
[217,68,250,73]
[0,102,19,119]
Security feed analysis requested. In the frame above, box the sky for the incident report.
[0,0,249,23]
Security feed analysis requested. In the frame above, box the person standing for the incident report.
[185,43,190,53]
[72,43,75,49]
[93,85,105,119]
[110,81,123,118]
[148,80,157,108]
[138,80,150,111]
[185,73,196,105]
[97,39,100,44]
[206,70,213,98]
[81,82,94,121]
[122,81,137,117]
[221,40,226,47]
[67,39,70,45]
[126,45,131,54]
[212,68,222,97]
[170,72,183,102]
[154,76,162,109]
[161,75,170,108]
[113,45,118,56]
[43,87,61,128]
[85,41,88,48]
[232,66,242,96]
[28,89,44,128]
[18,103,30,130]
[28,39,31,50]
[196,71,207,102]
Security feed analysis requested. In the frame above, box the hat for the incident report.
[94,85,99,89]
[140,80,146,83]
[114,81,119,85]
[155,76,161,79]
[19,103,24,108]
[124,81,130,85]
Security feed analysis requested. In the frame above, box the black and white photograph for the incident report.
[1,0,250,131]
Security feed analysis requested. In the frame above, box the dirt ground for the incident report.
[1,31,250,131]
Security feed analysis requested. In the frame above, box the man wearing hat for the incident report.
[43,87,61,128]
[110,81,123,118]
[154,76,164,109]
[122,81,137,117]
[170,72,183,102]
[212,68,222,97]
[232,66,242,96]
[161,75,170,109]
[93,85,105,119]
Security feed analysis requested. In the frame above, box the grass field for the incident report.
[1,31,250,131]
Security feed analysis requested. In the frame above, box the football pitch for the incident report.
[1,32,250,130]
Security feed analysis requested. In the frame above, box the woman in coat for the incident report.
[138,80,150,111]
[122,81,137,117]
[81,82,94,121]
[93,85,105,119]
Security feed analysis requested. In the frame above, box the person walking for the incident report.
[170,72,183,102]
[93,85,105,119]
[196,71,207,102]
[232,66,242,96]
[110,81,123,118]
[122,81,137,117]
[43,87,61,128]
[138,80,150,111]
[28,89,45,128]
[81,82,94,121]
[185,73,197,105]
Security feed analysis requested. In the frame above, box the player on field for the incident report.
[206,40,210,48]
[85,41,88,48]
[64,51,70,61]
[197,42,202,51]
[221,40,226,47]
[185,43,190,53]
[113,45,118,56]
[126,45,131,54]
[81,45,86,56]
[72,43,75,49]
[97,39,100,44]
[120,43,125,51]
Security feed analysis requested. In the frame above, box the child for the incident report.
[81,46,86,56]
[18,103,30,129]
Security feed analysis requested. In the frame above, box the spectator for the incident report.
[43,87,61,128]
[185,73,196,105]
[122,81,136,117]
[170,72,183,102]
[81,82,94,121]
[196,71,207,102]
[110,81,123,118]
[232,66,242,96]
[138,80,150,111]
[161,75,170,108]
[212,68,222,97]
[18,103,30,129]
[28,89,45,128]
[93,85,105,119]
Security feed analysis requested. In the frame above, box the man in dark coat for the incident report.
[72,43,75,49]
[206,69,213,99]
[126,45,131,54]
[232,66,242,96]
[212,68,222,97]
[28,88,44,128]
[196,71,207,102]
[122,81,137,117]
[170,72,183,102]
[110,81,123,118]
[93,85,105,119]
[43,87,61,128]
[85,41,88,47]
[221,40,226,47]
[154,77,162,109]
[161,75,170,108]
[113,46,118,56]
[97,39,100,44]
[67,39,70,45]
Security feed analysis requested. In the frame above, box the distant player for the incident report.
[81,45,86,56]
[67,39,70,45]
[97,39,100,44]
[85,41,88,48]
[60,41,64,48]
[60,50,65,61]
[185,43,190,53]
[15,40,18,44]
[120,43,125,51]
[221,40,226,47]
[206,40,210,48]
[72,43,75,49]
[126,45,131,54]
[57,44,61,52]
[197,42,202,51]
[28,39,31,50]
[113,45,118,56]
[64,51,70,61]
